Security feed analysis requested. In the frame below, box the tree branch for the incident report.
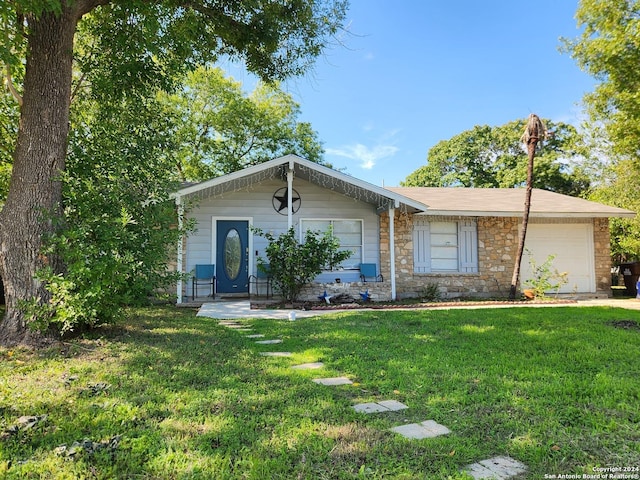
[4,64,23,106]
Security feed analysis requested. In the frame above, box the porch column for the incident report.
[389,206,397,300]
[176,195,184,304]
[287,160,294,229]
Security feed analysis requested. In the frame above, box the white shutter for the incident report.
[458,220,478,273]
[413,222,431,273]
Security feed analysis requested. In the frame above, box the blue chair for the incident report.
[359,263,383,282]
[249,264,272,298]
[192,264,215,300]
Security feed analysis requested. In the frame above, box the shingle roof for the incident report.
[385,187,636,218]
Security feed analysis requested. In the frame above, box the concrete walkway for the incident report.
[196,298,640,319]
[196,301,338,319]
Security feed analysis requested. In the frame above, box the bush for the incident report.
[523,251,568,299]
[254,227,352,303]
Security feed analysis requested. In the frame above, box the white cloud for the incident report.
[326,144,398,170]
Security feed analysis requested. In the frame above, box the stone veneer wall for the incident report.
[593,217,612,293]
[380,210,612,299]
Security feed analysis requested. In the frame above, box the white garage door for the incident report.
[521,223,595,294]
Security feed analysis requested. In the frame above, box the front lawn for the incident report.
[1,306,639,479]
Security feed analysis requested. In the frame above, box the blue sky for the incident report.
[231,1,596,187]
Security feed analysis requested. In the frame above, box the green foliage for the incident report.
[420,282,442,302]
[254,226,352,303]
[0,100,17,204]
[589,158,640,262]
[562,1,640,263]
[563,0,640,159]
[523,251,569,299]
[1,305,639,477]
[73,0,348,92]
[402,119,592,196]
[27,92,189,334]
[0,0,348,345]
[158,66,327,181]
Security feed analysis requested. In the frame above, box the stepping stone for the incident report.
[291,362,324,370]
[353,400,409,414]
[312,377,353,386]
[377,400,409,411]
[463,456,527,479]
[224,324,249,329]
[353,402,390,414]
[259,352,292,357]
[255,339,282,344]
[390,420,450,439]
[218,321,241,326]
[236,328,253,331]
[246,334,265,338]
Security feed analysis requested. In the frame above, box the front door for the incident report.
[216,220,249,294]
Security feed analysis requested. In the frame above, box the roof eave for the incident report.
[416,210,636,218]
[172,154,428,212]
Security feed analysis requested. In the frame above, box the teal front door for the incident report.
[216,220,249,294]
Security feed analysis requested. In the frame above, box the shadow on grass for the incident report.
[1,305,639,479]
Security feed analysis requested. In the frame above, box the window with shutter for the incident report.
[413,220,478,274]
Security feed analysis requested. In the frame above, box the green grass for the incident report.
[1,306,639,479]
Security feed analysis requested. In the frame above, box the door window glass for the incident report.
[224,229,241,280]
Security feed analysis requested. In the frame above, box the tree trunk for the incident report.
[509,139,537,300]
[0,9,77,347]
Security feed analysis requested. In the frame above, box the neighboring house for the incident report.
[173,154,635,303]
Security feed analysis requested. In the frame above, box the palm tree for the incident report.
[509,114,547,300]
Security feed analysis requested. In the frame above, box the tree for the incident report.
[509,114,547,300]
[29,90,189,334]
[402,119,591,196]
[0,0,348,347]
[589,159,640,263]
[254,227,352,303]
[159,66,326,182]
[563,0,640,159]
[563,0,640,264]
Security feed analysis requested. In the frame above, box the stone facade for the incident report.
[593,217,612,293]
[379,210,612,299]
[299,280,391,303]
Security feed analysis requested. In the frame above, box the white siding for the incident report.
[184,178,381,294]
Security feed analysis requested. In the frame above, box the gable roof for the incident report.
[386,187,636,218]
[174,154,427,213]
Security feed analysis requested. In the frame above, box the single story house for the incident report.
[173,154,635,303]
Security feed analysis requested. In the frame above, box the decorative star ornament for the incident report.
[272,187,301,215]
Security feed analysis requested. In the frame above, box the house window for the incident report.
[300,219,362,270]
[413,220,478,273]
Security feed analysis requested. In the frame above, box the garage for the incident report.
[521,223,595,294]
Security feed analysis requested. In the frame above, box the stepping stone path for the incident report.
[463,456,527,479]
[291,362,324,370]
[390,420,451,440]
[312,377,353,386]
[353,400,408,414]
[240,318,527,479]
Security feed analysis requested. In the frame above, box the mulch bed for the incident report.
[251,298,578,311]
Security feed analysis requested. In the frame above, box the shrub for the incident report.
[254,227,352,303]
[523,251,568,298]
